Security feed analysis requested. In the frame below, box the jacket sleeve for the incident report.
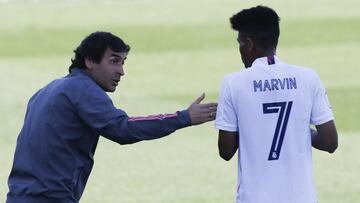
[100,110,191,144]
[75,80,191,145]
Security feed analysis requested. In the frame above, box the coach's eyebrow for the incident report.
[110,53,121,58]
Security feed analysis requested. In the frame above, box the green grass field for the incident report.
[1,0,359,202]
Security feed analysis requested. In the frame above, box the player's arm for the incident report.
[311,120,338,153]
[309,70,338,153]
[218,130,238,161]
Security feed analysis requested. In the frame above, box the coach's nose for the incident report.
[117,64,125,76]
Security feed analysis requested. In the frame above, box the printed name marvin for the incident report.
[253,77,297,92]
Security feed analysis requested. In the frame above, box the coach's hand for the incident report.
[188,93,217,125]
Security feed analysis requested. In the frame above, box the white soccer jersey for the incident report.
[215,56,333,203]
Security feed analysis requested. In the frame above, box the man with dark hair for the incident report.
[68,31,131,74]
[6,31,217,203]
[215,6,338,203]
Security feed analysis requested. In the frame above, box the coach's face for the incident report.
[86,48,127,92]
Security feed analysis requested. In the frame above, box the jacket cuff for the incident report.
[177,110,192,127]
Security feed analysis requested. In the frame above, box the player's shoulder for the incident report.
[281,61,319,79]
[219,71,242,90]
[221,68,249,83]
[223,71,241,81]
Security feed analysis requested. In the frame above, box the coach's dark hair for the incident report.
[69,31,130,73]
[230,6,280,51]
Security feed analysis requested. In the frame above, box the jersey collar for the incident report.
[251,55,282,67]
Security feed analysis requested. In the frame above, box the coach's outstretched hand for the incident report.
[187,93,217,125]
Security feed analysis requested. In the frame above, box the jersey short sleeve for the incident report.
[310,71,334,125]
[215,77,238,132]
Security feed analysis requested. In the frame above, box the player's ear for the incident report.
[246,37,255,52]
[85,58,94,70]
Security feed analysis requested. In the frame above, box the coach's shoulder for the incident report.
[61,72,108,102]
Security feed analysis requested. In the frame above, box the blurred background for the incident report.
[0,0,359,202]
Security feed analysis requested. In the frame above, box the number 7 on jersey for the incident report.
[263,101,293,161]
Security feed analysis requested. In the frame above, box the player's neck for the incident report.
[245,48,277,68]
[257,49,276,58]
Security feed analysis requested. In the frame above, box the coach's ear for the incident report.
[85,58,94,70]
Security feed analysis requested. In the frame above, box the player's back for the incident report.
[222,56,321,203]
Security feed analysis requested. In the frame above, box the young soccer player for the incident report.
[215,6,338,203]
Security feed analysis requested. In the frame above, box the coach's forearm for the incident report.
[126,110,191,140]
[103,110,191,145]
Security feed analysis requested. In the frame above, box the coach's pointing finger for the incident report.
[191,93,206,106]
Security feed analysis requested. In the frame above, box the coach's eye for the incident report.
[110,58,120,64]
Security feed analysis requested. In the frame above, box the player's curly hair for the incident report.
[230,6,280,50]
[69,31,130,73]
